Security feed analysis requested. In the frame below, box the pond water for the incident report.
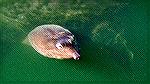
[0,0,148,82]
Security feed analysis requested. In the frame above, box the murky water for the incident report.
[0,0,148,82]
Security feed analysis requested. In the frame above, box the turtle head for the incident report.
[55,36,80,60]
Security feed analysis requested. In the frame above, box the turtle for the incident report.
[26,24,80,60]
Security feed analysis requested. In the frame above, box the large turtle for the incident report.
[26,24,80,60]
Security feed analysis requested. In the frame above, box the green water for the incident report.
[0,0,148,82]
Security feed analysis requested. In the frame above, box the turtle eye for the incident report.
[68,36,74,41]
[68,39,72,44]
[56,43,63,49]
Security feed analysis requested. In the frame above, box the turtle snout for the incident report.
[73,52,80,60]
